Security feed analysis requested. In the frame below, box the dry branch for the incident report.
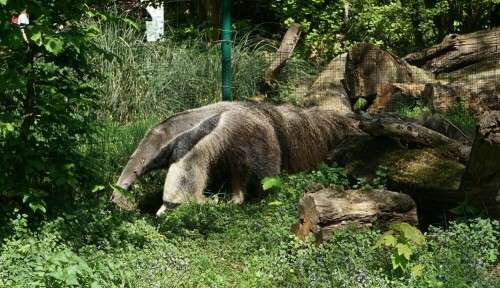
[263,23,301,88]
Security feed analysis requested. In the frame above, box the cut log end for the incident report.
[292,185,418,244]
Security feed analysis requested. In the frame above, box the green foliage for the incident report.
[372,222,425,275]
[261,176,284,191]
[449,199,488,222]
[271,163,350,197]
[1,167,499,287]
[269,0,498,62]
[353,165,389,190]
[445,99,477,135]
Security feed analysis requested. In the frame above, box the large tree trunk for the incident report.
[459,111,500,218]
[403,28,500,74]
[291,184,418,244]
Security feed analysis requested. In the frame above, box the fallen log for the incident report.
[459,111,500,219]
[291,184,418,244]
[403,28,500,74]
[357,115,471,163]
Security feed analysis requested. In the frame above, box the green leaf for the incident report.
[30,31,43,46]
[391,252,409,271]
[65,274,80,286]
[390,222,425,245]
[109,183,134,199]
[261,177,284,191]
[92,185,105,193]
[28,201,47,213]
[44,37,64,55]
[0,0,7,5]
[396,243,412,260]
[122,18,140,29]
[67,265,79,275]
[372,231,397,249]
[412,264,424,277]
[268,201,283,206]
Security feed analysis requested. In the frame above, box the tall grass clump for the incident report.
[91,23,266,122]
[91,20,322,123]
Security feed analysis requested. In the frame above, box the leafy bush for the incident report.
[0,0,117,214]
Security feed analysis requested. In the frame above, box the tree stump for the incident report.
[291,184,418,244]
[459,111,500,218]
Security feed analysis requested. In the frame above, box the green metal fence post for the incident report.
[221,0,231,101]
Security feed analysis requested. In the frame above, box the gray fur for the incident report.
[112,101,361,215]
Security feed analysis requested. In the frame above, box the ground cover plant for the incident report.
[1,162,498,287]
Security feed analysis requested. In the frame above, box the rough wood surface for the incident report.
[344,43,434,98]
[459,111,500,218]
[358,115,471,163]
[300,53,353,115]
[403,28,500,74]
[263,23,301,88]
[291,184,418,244]
[368,83,427,113]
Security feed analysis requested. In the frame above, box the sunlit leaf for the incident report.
[412,264,424,277]
[396,243,412,260]
[372,231,396,249]
[262,177,284,191]
[390,222,425,245]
